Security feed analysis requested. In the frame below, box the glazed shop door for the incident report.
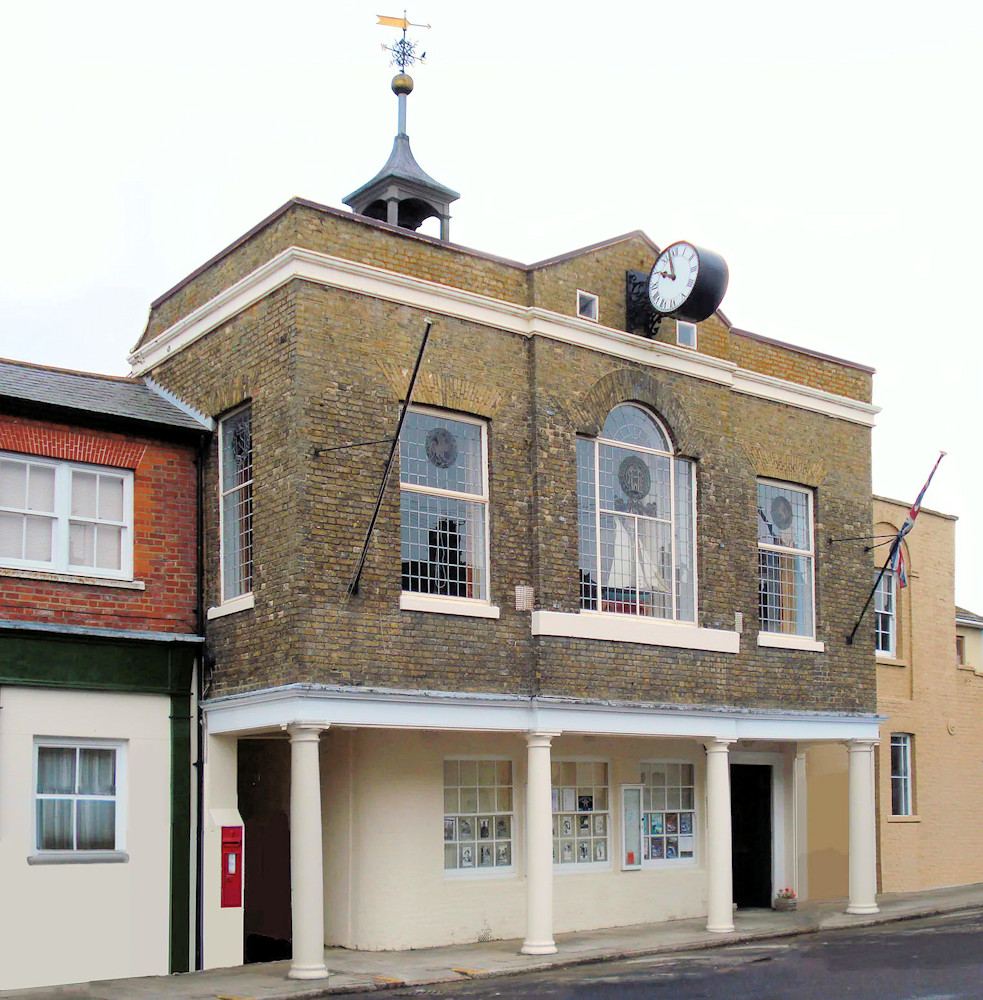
[730,763,773,908]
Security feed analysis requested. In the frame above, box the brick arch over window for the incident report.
[573,369,699,459]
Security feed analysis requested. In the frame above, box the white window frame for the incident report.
[0,451,133,581]
[676,320,697,348]
[577,405,697,623]
[551,757,611,871]
[576,289,599,322]
[442,756,515,877]
[399,406,491,608]
[875,570,897,658]
[218,405,254,605]
[956,634,966,665]
[890,733,914,816]
[637,759,698,867]
[32,738,127,859]
[756,478,817,642]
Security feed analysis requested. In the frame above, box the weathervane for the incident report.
[377,12,430,71]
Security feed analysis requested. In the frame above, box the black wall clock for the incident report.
[647,242,729,323]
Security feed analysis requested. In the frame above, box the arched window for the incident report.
[576,404,695,620]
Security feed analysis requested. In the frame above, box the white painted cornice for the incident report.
[129,246,879,427]
[201,681,884,742]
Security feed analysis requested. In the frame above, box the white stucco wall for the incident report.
[0,686,172,991]
[322,730,720,951]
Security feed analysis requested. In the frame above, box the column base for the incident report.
[288,962,329,980]
[706,921,736,934]
[846,903,880,915]
[520,941,558,955]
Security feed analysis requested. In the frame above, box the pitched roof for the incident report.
[956,606,983,627]
[0,358,210,433]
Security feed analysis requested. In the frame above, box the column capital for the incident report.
[703,737,736,754]
[525,730,561,748]
[285,722,330,743]
[846,738,880,752]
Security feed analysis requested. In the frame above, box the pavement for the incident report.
[6,883,983,999]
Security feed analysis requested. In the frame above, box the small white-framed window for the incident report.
[34,739,125,853]
[757,480,816,637]
[577,290,599,322]
[551,760,610,866]
[443,759,513,872]
[0,452,133,580]
[640,761,696,862]
[219,405,253,602]
[577,404,696,621]
[676,321,697,348]
[400,408,489,601]
[874,571,897,656]
[890,733,914,816]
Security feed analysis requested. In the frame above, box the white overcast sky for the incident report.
[2,0,980,610]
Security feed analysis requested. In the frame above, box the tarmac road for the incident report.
[388,908,983,1000]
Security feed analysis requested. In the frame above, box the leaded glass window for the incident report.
[757,480,815,636]
[577,404,695,620]
[400,409,488,600]
[220,406,253,601]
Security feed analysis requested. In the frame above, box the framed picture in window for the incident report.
[479,818,491,839]
[578,794,594,812]
[579,815,590,833]
[444,818,455,842]
[460,819,473,840]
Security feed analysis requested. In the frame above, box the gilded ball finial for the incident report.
[392,73,414,96]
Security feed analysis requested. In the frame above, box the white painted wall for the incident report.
[323,730,712,951]
[0,686,172,991]
[200,732,244,970]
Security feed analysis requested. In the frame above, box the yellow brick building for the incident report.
[807,497,983,898]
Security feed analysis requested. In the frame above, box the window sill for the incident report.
[887,814,920,824]
[0,567,144,590]
[957,663,983,677]
[554,861,612,874]
[531,611,740,653]
[207,593,256,619]
[400,593,501,619]
[443,866,516,880]
[28,851,129,865]
[757,632,825,652]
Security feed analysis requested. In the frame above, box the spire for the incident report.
[343,14,459,241]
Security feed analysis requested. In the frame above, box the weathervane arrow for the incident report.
[377,10,430,71]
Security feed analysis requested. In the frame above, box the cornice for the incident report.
[129,246,879,427]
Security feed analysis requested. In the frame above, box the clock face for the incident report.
[648,242,700,315]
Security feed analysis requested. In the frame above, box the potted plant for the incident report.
[773,887,797,911]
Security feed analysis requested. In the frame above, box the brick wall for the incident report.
[146,224,877,714]
[0,414,198,635]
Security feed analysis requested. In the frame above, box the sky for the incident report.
[1,0,980,609]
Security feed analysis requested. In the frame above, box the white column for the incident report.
[287,723,329,980]
[704,738,735,933]
[792,748,809,900]
[846,738,879,915]
[521,731,560,955]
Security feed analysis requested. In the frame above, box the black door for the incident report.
[730,763,772,908]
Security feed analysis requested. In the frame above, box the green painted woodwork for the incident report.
[0,629,197,695]
[169,692,193,974]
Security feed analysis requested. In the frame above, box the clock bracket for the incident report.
[625,270,662,339]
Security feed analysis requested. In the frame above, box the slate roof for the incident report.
[956,606,983,627]
[0,358,209,432]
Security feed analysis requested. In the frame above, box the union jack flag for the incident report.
[888,451,945,588]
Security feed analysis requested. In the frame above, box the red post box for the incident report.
[221,826,243,908]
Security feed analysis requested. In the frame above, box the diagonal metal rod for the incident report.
[846,535,899,645]
[348,318,434,596]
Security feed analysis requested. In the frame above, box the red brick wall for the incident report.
[0,414,198,634]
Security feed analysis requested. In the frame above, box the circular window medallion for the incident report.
[618,455,651,502]
[425,427,458,469]
[771,496,794,531]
